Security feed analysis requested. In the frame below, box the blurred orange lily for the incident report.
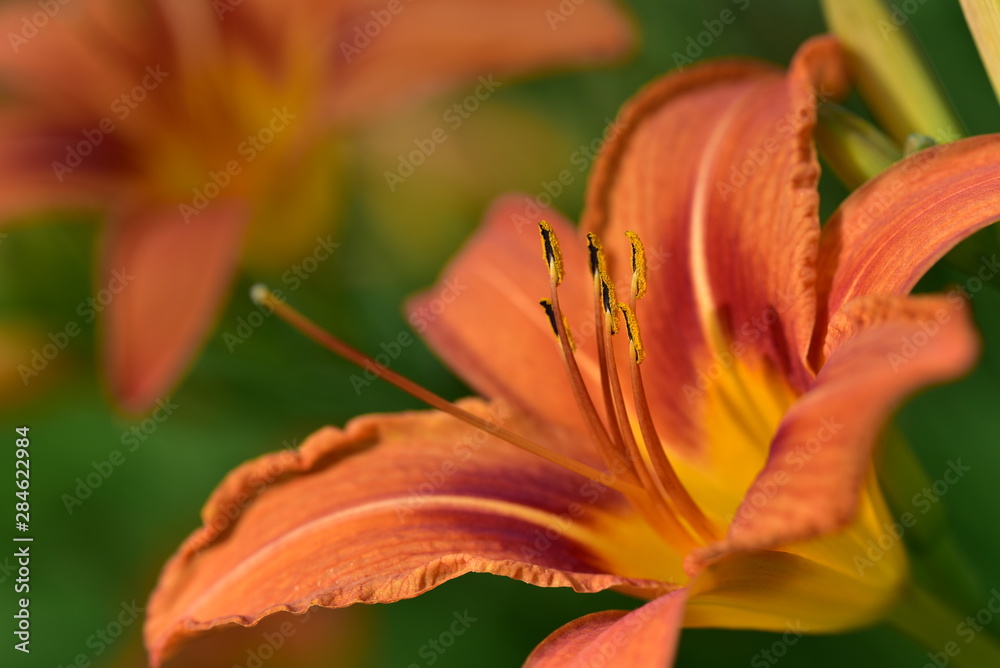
[0,0,633,412]
[144,37,1000,666]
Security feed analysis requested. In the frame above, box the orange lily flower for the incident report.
[144,36,1000,666]
[0,0,633,412]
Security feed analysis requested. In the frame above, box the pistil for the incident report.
[250,284,643,497]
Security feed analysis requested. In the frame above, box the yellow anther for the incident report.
[619,302,645,363]
[538,221,565,286]
[599,271,620,335]
[625,230,648,299]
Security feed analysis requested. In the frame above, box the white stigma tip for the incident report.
[249,283,271,305]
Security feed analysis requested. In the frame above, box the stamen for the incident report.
[588,233,621,336]
[599,271,620,335]
[538,221,565,286]
[586,233,604,276]
[565,231,698,550]
[250,284,642,497]
[587,240,625,454]
[587,233,626,449]
[536,228,643,491]
[539,300,574,351]
[622,292,718,542]
[619,303,646,364]
[625,230,648,300]
[595,291,699,550]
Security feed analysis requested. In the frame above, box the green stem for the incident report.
[912,533,987,615]
[888,584,1000,667]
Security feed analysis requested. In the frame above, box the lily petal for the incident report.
[525,592,687,668]
[145,400,677,666]
[328,0,634,123]
[686,536,904,633]
[0,116,124,222]
[584,36,849,455]
[102,201,247,413]
[725,294,979,552]
[407,195,603,459]
[815,134,1000,359]
[0,0,142,117]
[148,608,370,668]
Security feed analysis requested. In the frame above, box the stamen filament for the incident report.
[587,234,626,451]
[622,232,716,539]
[543,269,640,488]
[595,289,700,550]
[589,233,652,476]
[250,284,642,497]
[623,296,719,542]
[541,226,696,551]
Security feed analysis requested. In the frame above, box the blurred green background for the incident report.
[3,0,1000,666]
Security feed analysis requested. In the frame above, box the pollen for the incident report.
[599,271,620,335]
[531,225,718,549]
[619,302,645,364]
[538,221,565,286]
[586,232,620,335]
[539,299,575,350]
[625,230,648,299]
[586,232,605,276]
